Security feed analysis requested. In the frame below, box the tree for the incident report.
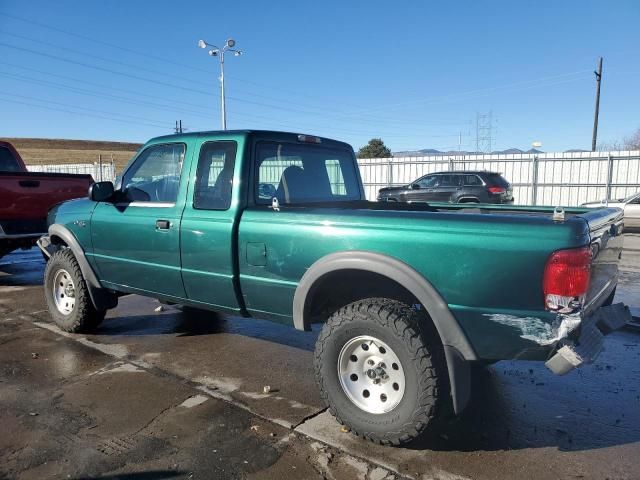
[357,138,392,158]
[600,127,640,151]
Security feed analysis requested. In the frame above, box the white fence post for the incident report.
[606,153,614,200]
[531,155,539,206]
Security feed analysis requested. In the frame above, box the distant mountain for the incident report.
[392,147,549,157]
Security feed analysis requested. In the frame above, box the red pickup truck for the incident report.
[0,141,94,260]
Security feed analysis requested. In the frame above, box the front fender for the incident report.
[43,224,117,311]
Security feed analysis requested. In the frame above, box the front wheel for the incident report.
[314,298,447,446]
[44,249,105,332]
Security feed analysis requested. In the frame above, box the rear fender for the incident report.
[293,251,477,414]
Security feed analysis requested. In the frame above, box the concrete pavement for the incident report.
[1,236,639,479]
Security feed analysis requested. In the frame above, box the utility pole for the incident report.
[174,120,184,134]
[591,57,603,152]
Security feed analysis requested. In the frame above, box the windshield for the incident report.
[622,192,640,203]
[0,146,21,172]
[255,142,362,204]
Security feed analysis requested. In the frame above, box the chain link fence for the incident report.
[358,150,640,206]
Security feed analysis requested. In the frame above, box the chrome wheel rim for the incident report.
[337,335,406,414]
[53,269,76,315]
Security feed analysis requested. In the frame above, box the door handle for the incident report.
[19,180,40,188]
[155,219,171,230]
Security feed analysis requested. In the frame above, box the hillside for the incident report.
[392,147,545,157]
[1,137,142,170]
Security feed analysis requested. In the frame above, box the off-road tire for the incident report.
[314,297,447,446]
[44,249,105,332]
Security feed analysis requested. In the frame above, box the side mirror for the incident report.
[89,181,115,202]
[409,183,421,190]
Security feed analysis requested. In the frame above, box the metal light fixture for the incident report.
[198,38,243,130]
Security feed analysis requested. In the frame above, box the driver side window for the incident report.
[121,143,185,203]
[417,175,439,188]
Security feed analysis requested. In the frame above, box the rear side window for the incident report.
[485,173,510,188]
[255,142,361,204]
[463,175,483,186]
[193,141,237,210]
[439,175,461,187]
[0,147,21,172]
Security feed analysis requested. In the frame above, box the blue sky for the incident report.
[0,0,638,152]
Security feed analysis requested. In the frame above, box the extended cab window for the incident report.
[0,147,21,172]
[121,143,184,203]
[194,141,237,210]
[255,142,360,204]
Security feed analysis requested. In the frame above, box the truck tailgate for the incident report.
[0,172,93,234]
[582,207,625,314]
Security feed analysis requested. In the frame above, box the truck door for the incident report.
[90,142,187,298]
[179,139,241,311]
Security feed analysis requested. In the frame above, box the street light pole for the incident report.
[219,50,226,130]
[198,38,242,130]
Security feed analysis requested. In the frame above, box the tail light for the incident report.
[487,186,506,194]
[543,246,592,311]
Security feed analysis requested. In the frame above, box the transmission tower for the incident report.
[475,111,495,153]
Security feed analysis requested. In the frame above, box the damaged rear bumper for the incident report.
[545,303,631,375]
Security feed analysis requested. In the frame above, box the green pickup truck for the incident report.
[38,130,630,446]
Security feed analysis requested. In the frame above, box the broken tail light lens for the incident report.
[543,246,592,311]
[487,186,506,194]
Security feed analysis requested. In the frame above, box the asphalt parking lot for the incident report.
[1,236,639,480]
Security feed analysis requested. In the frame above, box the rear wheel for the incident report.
[44,249,105,332]
[314,298,447,446]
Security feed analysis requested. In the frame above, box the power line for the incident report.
[0,69,466,138]
[0,95,171,129]
[0,31,470,128]
[332,70,593,118]
[0,92,174,126]
[0,12,370,110]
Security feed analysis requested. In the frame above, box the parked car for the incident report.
[582,192,640,228]
[38,130,629,446]
[377,170,514,204]
[0,140,94,260]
